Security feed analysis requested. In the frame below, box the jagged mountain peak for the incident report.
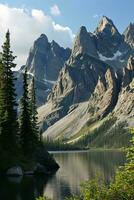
[51,39,59,46]
[50,40,61,51]
[100,16,113,26]
[34,33,49,46]
[18,34,71,106]
[95,16,120,36]
[30,33,49,55]
[72,25,98,58]
[123,23,134,47]
[40,33,48,39]
[78,26,88,34]
[124,22,134,34]
[94,16,123,61]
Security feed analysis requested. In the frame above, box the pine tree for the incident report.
[0,60,5,145]
[19,70,39,156]
[0,30,18,151]
[29,77,39,142]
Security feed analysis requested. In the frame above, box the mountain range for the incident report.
[16,16,134,146]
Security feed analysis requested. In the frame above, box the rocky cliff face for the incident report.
[16,34,71,105]
[123,23,134,48]
[72,26,98,58]
[114,56,134,118]
[37,17,134,140]
[95,16,122,58]
[16,16,134,107]
[39,53,119,133]
[38,54,134,140]
[15,16,134,141]
[71,16,134,69]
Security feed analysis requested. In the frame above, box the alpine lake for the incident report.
[0,150,125,200]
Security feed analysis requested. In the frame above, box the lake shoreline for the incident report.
[49,148,125,154]
[0,150,125,200]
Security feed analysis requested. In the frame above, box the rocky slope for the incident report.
[37,17,134,142]
[38,54,134,142]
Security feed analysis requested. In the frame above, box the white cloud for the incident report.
[50,4,61,16]
[32,9,46,22]
[0,4,74,69]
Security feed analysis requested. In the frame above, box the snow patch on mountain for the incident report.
[98,50,123,62]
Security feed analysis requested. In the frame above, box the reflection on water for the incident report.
[0,150,125,200]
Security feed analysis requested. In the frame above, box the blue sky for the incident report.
[0,0,133,68]
[1,0,134,33]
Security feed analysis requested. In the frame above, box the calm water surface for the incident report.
[0,150,125,200]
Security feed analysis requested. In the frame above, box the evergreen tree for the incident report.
[0,30,18,151]
[19,70,39,156]
[29,77,39,142]
[0,60,5,145]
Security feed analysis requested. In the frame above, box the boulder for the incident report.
[6,166,23,177]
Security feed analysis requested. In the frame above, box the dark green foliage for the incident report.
[18,70,59,172]
[19,69,39,156]
[0,30,18,151]
[43,138,86,151]
[35,143,59,172]
[0,31,58,174]
[29,77,39,142]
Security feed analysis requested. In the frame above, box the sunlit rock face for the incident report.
[72,26,98,58]
[114,56,134,118]
[123,23,134,48]
[15,16,134,140]
[16,16,134,106]
[38,55,134,140]
[38,52,120,138]
[71,16,134,70]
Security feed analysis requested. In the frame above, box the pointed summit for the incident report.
[94,16,122,58]
[95,16,120,36]
[72,26,98,57]
[123,23,134,47]
[34,33,49,49]
[78,26,88,35]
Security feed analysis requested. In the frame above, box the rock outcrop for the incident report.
[6,166,23,177]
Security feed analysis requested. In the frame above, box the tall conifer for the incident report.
[19,69,32,155]
[19,70,39,156]
[0,30,18,151]
[29,77,39,142]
